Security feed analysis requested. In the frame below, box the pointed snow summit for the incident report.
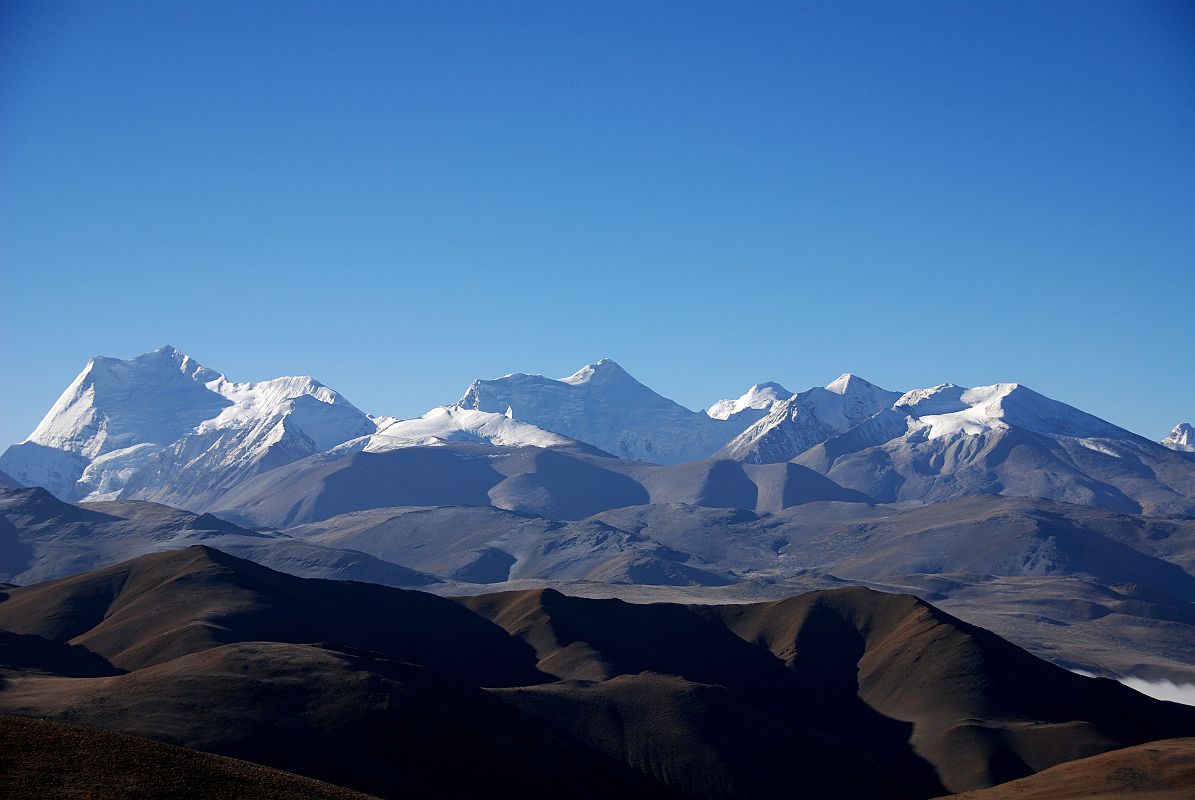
[25,345,227,459]
[794,382,1195,516]
[8,350,1195,519]
[458,359,753,463]
[1164,422,1195,453]
[716,374,901,464]
[0,346,231,498]
[825,372,866,395]
[558,357,636,386]
[0,347,374,504]
[706,382,793,421]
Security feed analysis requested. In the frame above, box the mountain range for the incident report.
[3,347,1192,518]
[1,347,1192,686]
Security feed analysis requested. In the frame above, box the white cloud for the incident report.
[1117,677,1195,707]
[1071,669,1195,707]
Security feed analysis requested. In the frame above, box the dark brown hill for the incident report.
[2,547,1193,798]
[464,586,1195,795]
[0,642,657,799]
[496,672,902,800]
[0,545,543,685]
[940,737,1195,799]
[0,629,120,677]
[706,588,1195,791]
[0,714,377,800]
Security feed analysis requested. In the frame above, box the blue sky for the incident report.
[2,0,1192,445]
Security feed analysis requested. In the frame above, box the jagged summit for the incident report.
[143,343,195,359]
[24,346,229,459]
[715,374,901,463]
[786,380,1195,515]
[458,358,746,463]
[707,381,793,420]
[97,344,222,382]
[0,348,373,504]
[1164,422,1195,452]
[5,350,1195,517]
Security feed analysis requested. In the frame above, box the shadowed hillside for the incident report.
[0,714,378,800]
[1,547,1193,798]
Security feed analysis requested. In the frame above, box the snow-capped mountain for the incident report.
[890,382,1129,439]
[0,347,231,498]
[0,347,375,504]
[1164,423,1195,453]
[5,349,1195,519]
[716,374,901,463]
[706,382,792,421]
[795,382,1195,516]
[347,406,599,454]
[117,373,376,508]
[456,358,754,463]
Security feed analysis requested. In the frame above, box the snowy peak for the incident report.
[25,346,230,459]
[134,344,221,380]
[808,374,902,432]
[457,359,747,463]
[824,373,884,396]
[706,382,793,420]
[356,406,587,452]
[1164,422,1195,452]
[559,358,635,386]
[198,373,373,453]
[209,374,340,408]
[795,376,901,431]
[459,359,692,415]
[895,383,1014,438]
[715,375,900,463]
[7,349,1190,517]
[795,385,1195,515]
[895,383,1129,441]
[0,347,374,503]
[895,384,968,414]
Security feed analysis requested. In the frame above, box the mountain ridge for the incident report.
[3,347,1193,520]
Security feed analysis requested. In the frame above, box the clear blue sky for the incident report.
[2,0,1192,446]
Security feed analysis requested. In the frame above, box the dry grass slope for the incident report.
[939,738,1195,800]
[0,714,377,800]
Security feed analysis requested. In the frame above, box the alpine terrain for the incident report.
[2,347,1194,799]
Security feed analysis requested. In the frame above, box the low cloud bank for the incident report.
[1071,669,1195,707]
[1118,677,1195,707]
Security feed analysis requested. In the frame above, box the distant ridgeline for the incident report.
[3,346,1193,518]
